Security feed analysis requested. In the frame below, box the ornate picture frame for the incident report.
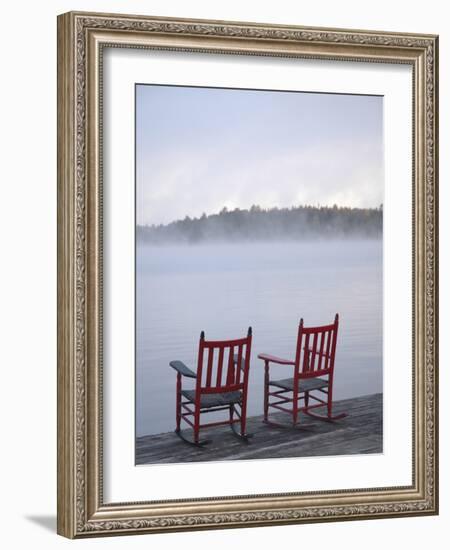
[57,11,438,538]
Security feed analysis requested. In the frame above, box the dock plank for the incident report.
[136,393,382,465]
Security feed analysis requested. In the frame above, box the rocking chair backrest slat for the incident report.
[302,332,310,372]
[205,347,214,388]
[295,314,339,379]
[215,346,225,386]
[236,344,243,385]
[324,328,332,370]
[196,329,252,396]
[226,346,235,385]
[317,330,325,372]
[310,332,318,371]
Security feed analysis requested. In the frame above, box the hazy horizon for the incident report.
[136,85,383,226]
[136,202,382,246]
[136,202,382,228]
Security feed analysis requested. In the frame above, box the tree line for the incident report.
[137,204,383,244]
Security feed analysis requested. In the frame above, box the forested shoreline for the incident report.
[137,204,382,244]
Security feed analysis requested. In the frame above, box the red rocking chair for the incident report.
[170,328,252,446]
[258,314,346,427]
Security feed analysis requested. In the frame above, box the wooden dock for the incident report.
[136,393,382,465]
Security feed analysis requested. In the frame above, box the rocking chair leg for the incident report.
[176,407,181,432]
[229,405,252,442]
[292,392,299,426]
[304,397,347,421]
[304,385,347,422]
[263,361,269,422]
[241,403,249,440]
[241,417,246,438]
[193,407,201,445]
[176,374,181,432]
[230,421,253,442]
[327,388,333,419]
[175,429,212,447]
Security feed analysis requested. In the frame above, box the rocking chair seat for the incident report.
[270,377,329,392]
[181,389,242,409]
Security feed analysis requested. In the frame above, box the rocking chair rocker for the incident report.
[258,314,346,428]
[170,327,252,446]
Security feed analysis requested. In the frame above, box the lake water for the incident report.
[136,240,382,437]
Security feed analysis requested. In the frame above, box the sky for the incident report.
[136,84,383,226]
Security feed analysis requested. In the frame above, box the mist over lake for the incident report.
[136,239,382,438]
[137,204,382,245]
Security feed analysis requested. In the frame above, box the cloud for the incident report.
[137,137,383,225]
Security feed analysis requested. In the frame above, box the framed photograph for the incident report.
[57,11,439,538]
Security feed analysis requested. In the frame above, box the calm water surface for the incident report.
[136,240,382,437]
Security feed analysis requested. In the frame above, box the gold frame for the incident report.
[57,11,439,538]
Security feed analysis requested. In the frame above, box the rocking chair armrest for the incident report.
[257,353,295,365]
[169,360,197,378]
